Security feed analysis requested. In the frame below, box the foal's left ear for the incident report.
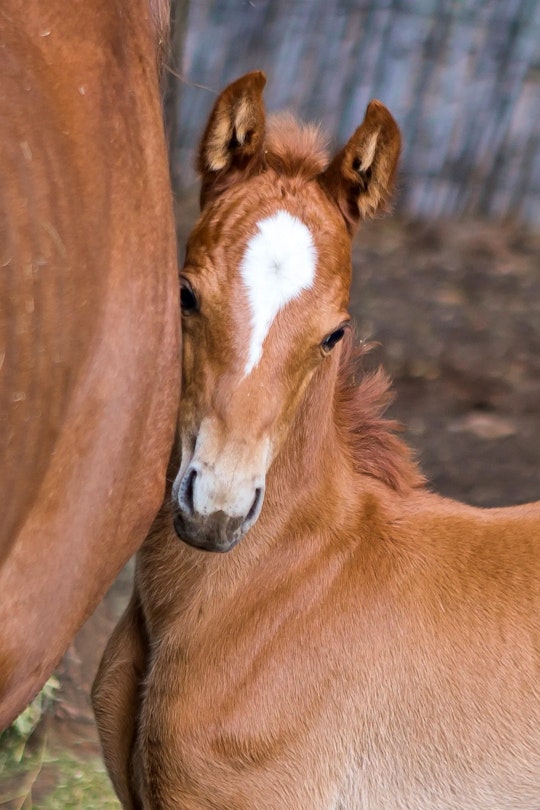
[318,100,401,232]
[197,71,267,208]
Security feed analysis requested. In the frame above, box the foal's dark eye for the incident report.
[321,327,346,354]
[180,279,198,314]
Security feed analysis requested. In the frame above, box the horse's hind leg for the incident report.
[92,589,147,810]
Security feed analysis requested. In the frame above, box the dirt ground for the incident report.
[2,211,539,806]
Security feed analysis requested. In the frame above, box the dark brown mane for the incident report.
[264,113,330,179]
[335,331,425,495]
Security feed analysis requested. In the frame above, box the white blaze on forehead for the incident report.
[240,210,317,375]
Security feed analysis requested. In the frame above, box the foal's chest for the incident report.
[138,548,540,810]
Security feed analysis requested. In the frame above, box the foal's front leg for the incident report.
[92,590,148,809]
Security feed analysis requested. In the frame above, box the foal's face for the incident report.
[170,72,401,552]
[172,178,351,552]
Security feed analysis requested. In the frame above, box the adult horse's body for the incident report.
[93,73,540,809]
[0,0,180,729]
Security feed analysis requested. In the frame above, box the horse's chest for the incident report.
[136,578,355,806]
[138,582,540,810]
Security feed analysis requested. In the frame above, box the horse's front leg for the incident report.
[92,589,148,809]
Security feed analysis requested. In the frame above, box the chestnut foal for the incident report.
[93,72,540,809]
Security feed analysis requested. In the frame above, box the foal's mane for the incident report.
[335,332,425,495]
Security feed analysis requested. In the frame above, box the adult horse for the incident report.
[94,73,540,809]
[0,0,180,729]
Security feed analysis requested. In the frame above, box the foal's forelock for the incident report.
[264,114,330,179]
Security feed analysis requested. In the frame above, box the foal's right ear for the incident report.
[197,71,267,208]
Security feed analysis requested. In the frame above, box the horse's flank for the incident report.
[0,0,179,728]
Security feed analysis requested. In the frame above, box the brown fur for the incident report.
[94,74,540,809]
[0,0,179,729]
[265,113,330,178]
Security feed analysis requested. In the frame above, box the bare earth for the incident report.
[3,212,539,805]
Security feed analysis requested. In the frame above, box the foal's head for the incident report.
[172,72,401,552]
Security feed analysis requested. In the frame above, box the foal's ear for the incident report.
[197,71,267,208]
[318,100,401,232]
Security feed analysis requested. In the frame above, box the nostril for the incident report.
[179,467,197,515]
[245,487,264,526]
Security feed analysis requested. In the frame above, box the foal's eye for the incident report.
[180,279,199,314]
[321,326,346,354]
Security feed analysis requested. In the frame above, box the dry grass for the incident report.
[0,681,119,809]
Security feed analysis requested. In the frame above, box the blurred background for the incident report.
[167,0,540,506]
[169,0,540,224]
[3,1,539,806]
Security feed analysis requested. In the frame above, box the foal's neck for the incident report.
[255,352,357,544]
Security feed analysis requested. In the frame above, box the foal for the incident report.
[93,72,540,809]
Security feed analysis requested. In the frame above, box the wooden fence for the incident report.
[169,0,540,226]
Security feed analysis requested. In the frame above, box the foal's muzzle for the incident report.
[172,466,265,552]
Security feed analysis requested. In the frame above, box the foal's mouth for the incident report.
[172,510,244,553]
[172,486,264,553]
